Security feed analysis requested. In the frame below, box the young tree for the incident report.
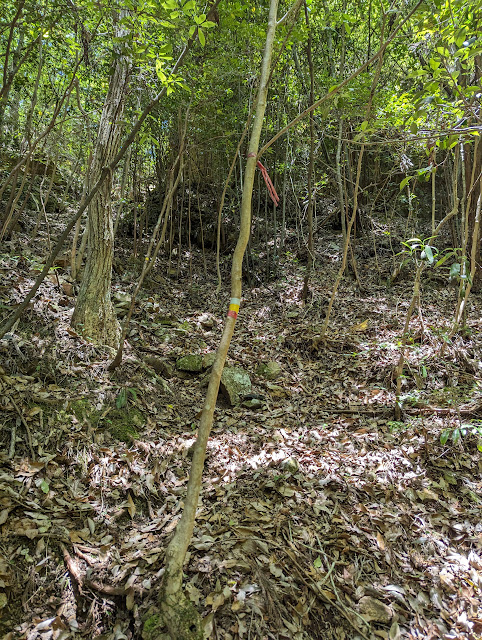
[145,2,306,637]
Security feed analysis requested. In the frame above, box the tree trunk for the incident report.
[71,17,130,347]
[301,0,315,302]
[464,137,482,292]
[147,1,283,638]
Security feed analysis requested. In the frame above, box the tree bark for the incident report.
[301,0,315,302]
[464,136,482,292]
[70,16,131,347]
[150,1,280,638]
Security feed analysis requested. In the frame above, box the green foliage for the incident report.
[440,422,482,452]
[399,236,438,266]
[435,248,471,288]
[115,387,138,410]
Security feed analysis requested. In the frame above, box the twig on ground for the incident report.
[8,420,16,459]
[61,543,84,596]
[9,396,35,459]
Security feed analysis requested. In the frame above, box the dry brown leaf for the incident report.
[127,493,136,519]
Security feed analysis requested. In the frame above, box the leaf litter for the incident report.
[0,227,482,640]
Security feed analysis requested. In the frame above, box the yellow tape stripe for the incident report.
[229,303,240,313]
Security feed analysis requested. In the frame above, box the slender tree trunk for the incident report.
[70,16,131,347]
[151,2,281,638]
[464,137,482,292]
[301,0,315,301]
[335,0,347,240]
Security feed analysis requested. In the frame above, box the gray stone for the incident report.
[256,361,282,380]
[241,397,263,410]
[198,313,215,329]
[176,354,203,372]
[113,291,132,309]
[220,367,251,405]
[281,456,299,473]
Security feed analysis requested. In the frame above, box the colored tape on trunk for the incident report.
[227,298,240,319]
[229,298,240,313]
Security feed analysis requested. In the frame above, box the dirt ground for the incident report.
[1,219,482,640]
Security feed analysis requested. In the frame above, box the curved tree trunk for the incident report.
[145,1,284,638]
[71,16,130,347]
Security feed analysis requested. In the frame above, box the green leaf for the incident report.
[40,479,50,494]
[313,556,322,568]
[435,252,455,268]
[399,176,411,190]
[198,28,205,47]
[452,428,461,444]
[116,388,127,409]
[440,429,450,445]
[408,69,426,78]
[449,262,461,279]
[424,246,434,264]
[414,109,427,119]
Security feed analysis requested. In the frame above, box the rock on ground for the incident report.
[220,367,251,405]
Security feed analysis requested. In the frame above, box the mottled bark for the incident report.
[71,20,130,347]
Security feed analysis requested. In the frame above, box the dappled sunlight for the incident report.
[1,1,482,635]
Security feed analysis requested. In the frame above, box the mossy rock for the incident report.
[68,398,92,419]
[103,407,143,443]
[142,610,168,640]
[202,352,216,369]
[176,354,203,372]
[256,361,282,380]
[145,355,174,378]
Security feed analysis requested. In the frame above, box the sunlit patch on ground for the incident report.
[1,224,482,639]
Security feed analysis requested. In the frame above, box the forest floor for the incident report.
[1,216,482,640]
